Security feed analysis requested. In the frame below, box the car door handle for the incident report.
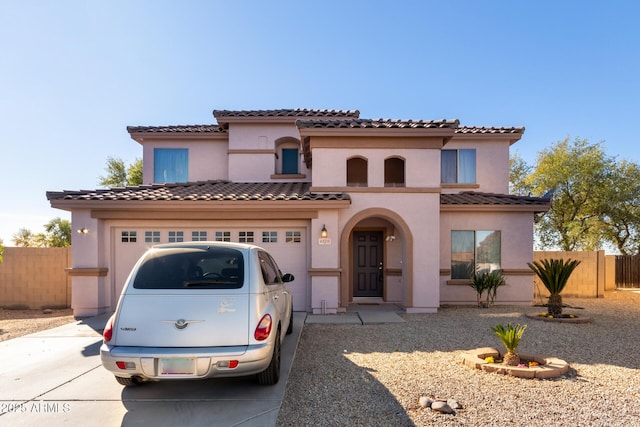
[274,294,279,300]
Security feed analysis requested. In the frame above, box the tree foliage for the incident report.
[99,157,143,187]
[511,137,640,254]
[11,218,71,248]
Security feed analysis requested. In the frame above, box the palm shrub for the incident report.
[527,258,581,317]
[469,269,505,307]
[491,323,527,366]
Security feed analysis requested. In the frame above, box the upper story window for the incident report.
[347,157,368,187]
[384,157,405,187]
[154,148,188,183]
[274,138,302,176]
[441,149,476,184]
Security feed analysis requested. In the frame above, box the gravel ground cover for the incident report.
[277,291,640,426]
[0,308,74,342]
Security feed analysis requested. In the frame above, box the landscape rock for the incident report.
[431,401,454,414]
[447,399,462,409]
[418,396,433,408]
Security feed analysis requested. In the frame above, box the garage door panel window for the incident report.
[239,231,254,243]
[192,231,207,241]
[121,231,137,243]
[145,231,160,243]
[169,231,184,243]
[262,231,277,243]
[215,231,231,242]
[285,231,301,243]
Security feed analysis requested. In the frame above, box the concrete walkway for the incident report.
[305,304,406,325]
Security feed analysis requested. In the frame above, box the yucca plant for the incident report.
[491,323,527,366]
[527,258,581,317]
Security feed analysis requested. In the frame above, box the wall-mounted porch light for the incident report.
[320,224,328,238]
[77,227,89,235]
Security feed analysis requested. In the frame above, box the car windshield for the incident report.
[132,247,244,289]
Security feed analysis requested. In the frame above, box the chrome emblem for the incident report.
[162,319,204,330]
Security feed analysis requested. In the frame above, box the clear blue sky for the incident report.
[1,1,639,245]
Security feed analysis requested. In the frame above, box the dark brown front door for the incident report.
[353,231,383,297]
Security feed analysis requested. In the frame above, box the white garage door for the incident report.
[113,227,309,311]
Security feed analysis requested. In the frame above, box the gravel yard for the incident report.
[277,291,640,426]
[0,308,74,342]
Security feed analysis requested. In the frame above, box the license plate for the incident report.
[159,358,195,375]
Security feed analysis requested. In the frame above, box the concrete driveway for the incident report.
[0,312,304,427]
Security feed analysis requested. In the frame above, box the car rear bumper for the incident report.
[100,341,273,380]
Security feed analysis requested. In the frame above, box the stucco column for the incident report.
[309,213,340,314]
[68,210,108,317]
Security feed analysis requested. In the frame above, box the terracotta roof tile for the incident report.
[296,118,460,129]
[213,109,360,119]
[455,126,524,135]
[46,181,350,203]
[441,191,550,207]
[126,125,225,134]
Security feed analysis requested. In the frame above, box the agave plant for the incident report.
[469,269,505,307]
[491,323,527,366]
[527,258,581,317]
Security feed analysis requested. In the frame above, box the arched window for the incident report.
[275,138,301,175]
[347,157,368,187]
[385,157,405,187]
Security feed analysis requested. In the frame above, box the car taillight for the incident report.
[103,317,114,342]
[254,314,272,341]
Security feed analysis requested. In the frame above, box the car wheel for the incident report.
[115,376,142,387]
[257,330,281,385]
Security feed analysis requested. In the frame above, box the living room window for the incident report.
[154,148,188,183]
[451,230,501,279]
[441,149,476,184]
[384,157,405,187]
[347,157,368,187]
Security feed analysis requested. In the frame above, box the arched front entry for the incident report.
[340,208,413,309]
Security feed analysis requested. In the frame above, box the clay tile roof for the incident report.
[126,125,226,134]
[455,126,525,135]
[440,191,550,207]
[296,118,460,129]
[46,181,350,203]
[213,109,360,119]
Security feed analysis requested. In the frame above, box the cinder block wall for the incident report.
[532,250,606,300]
[0,247,71,309]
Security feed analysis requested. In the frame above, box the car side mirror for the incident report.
[282,273,295,283]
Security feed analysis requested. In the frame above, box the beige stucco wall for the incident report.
[439,211,535,305]
[142,138,229,184]
[227,123,310,182]
[0,247,71,309]
[442,139,511,194]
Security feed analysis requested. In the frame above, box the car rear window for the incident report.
[133,247,245,289]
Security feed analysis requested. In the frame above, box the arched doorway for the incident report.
[340,208,413,308]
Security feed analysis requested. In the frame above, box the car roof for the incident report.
[150,241,264,251]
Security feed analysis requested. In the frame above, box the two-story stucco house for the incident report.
[47,108,549,317]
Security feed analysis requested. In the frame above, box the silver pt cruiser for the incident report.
[100,242,294,386]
